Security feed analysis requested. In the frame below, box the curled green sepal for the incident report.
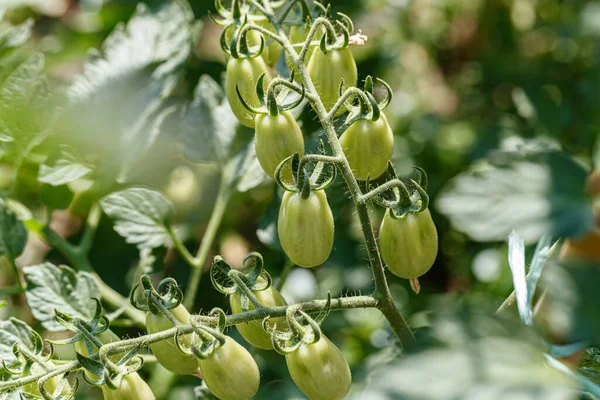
[210,253,271,295]
[48,300,109,346]
[270,305,328,355]
[130,275,184,315]
[1,320,51,375]
[274,150,338,194]
[32,372,78,400]
[374,164,430,218]
[101,344,145,391]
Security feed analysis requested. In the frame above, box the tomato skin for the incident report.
[255,111,305,177]
[339,113,394,181]
[278,190,334,268]
[145,304,199,375]
[101,372,156,400]
[285,336,351,400]
[307,47,357,116]
[75,330,156,400]
[225,57,272,128]
[379,208,438,279]
[255,18,282,66]
[230,285,288,349]
[199,336,260,400]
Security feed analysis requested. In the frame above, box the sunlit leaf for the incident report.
[38,145,92,186]
[100,187,175,249]
[23,263,100,331]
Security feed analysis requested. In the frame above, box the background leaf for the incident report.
[0,198,27,263]
[23,263,100,331]
[437,148,592,244]
[100,187,175,249]
[0,318,36,370]
[38,145,92,186]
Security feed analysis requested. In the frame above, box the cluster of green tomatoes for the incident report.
[219,0,438,282]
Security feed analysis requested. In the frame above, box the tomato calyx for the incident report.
[269,295,331,355]
[236,74,305,117]
[210,252,273,298]
[130,275,184,318]
[176,309,229,360]
[220,19,265,59]
[274,144,337,198]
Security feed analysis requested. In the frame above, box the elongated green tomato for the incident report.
[255,110,305,177]
[339,113,394,181]
[199,336,260,400]
[230,284,288,349]
[225,56,272,128]
[255,18,282,66]
[145,304,199,375]
[101,373,156,400]
[307,46,357,116]
[278,190,334,267]
[285,336,351,400]
[75,330,156,400]
[379,208,438,279]
[22,362,71,397]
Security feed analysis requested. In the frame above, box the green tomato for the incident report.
[199,336,260,400]
[285,335,351,400]
[225,56,272,128]
[22,362,71,397]
[255,110,305,178]
[146,304,199,375]
[230,284,288,349]
[101,372,156,400]
[255,18,283,66]
[339,113,394,181]
[379,208,438,279]
[278,190,334,268]
[307,46,357,116]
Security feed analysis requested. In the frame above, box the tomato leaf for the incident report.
[437,147,592,244]
[176,74,238,166]
[0,54,50,146]
[0,199,27,263]
[0,16,33,57]
[0,318,36,371]
[22,263,100,332]
[100,187,175,249]
[38,145,92,186]
[60,0,196,183]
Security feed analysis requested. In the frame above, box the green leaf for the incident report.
[22,263,100,332]
[61,0,195,181]
[176,74,238,166]
[257,189,282,250]
[100,187,175,249]
[0,198,27,262]
[38,145,92,186]
[232,142,269,192]
[0,53,49,145]
[39,183,74,211]
[0,318,36,370]
[436,148,592,244]
[0,18,33,56]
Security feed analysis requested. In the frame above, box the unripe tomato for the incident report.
[278,190,334,267]
[307,46,357,116]
[255,18,282,66]
[230,284,288,349]
[101,372,156,400]
[285,335,351,400]
[255,110,305,178]
[379,208,438,279]
[198,336,260,400]
[225,57,272,128]
[22,362,71,397]
[339,113,394,181]
[75,330,156,400]
[146,304,199,375]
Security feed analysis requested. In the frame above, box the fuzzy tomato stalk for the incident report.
[198,336,260,400]
[379,208,438,279]
[230,284,288,349]
[307,46,357,116]
[277,190,334,268]
[225,57,272,128]
[286,24,323,80]
[255,18,282,66]
[285,335,352,400]
[339,113,394,181]
[255,110,305,177]
[145,304,199,375]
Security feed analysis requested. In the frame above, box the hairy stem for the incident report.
[183,177,231,310]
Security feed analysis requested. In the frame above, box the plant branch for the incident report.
[183,176,231,310]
